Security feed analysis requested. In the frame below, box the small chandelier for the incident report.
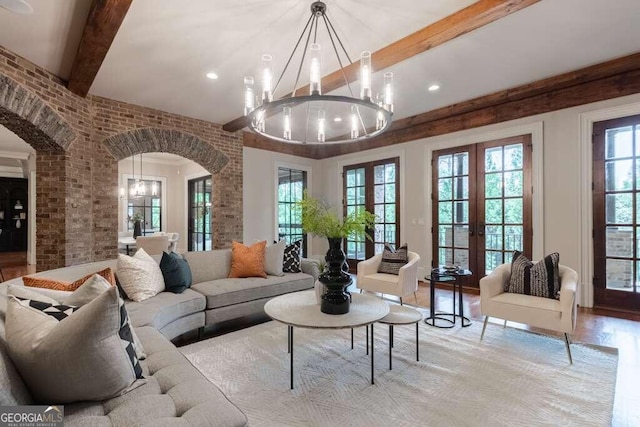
[243,1,393,144]
[130,153,146,199]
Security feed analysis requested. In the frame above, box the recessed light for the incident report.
[333,117,342,122]
[206,72,219,80]
[428,84,440,92]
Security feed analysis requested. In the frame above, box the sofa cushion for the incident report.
[125,289,205,331]
[117,249,165,302]
[0,338,32,406]
[22,268,116,292]
[229,241,267,278]
[192,273,313,310]
[183,250,231,284]
[264,240,285,276]
[160,252,192,294]
[282,240,302,273]
[5,287,143,404]
[60,327,247,427]
[507,251,560,299]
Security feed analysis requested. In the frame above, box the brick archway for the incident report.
[102,128,229,173]
[0,75,75,151]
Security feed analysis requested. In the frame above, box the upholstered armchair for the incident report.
[135,235,170,256]
[357,251,421,304]
[479,263,579,363]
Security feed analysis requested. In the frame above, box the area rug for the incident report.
[181,313,617,427]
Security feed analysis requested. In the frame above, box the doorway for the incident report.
[432,135,532,285]
[593,114,640,311]
[188,175,212,251]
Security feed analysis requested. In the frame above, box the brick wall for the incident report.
[0,45,243,270]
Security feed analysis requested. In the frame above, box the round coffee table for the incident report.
[264,290,389,389]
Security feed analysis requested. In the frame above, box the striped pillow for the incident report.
[377,244,408,275]
[507,251,560,299]
[23,268,116,292]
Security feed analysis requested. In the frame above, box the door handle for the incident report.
[468,224,474,236]
[478,222,485,237]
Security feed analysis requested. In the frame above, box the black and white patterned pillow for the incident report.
[16,296,144,379]
[507,251,560,299]
[377,243,409,275]
[283,240,302,273]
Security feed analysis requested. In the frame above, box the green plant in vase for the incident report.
[296,191,377,314]
[128,212,144,238]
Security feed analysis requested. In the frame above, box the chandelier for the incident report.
[243,1,393,144]
[130,154,146,199]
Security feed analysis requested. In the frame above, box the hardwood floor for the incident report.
[1,260,637,424]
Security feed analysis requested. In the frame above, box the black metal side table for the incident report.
[424,267,472,328]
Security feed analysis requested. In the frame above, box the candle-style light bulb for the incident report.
[350,105,359,139]
[309,43,322,95]
[244,76,255,115]
[283,107,292,140]
[317,110,326,142]
[360,51,372,100]
[383,72,394,113]
[261,54,273,102]
[375,93,385,131]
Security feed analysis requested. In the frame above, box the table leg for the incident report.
[351,328,354,350]
[458,280,471,327]
[366,325,369,355]
[126,245,131,256]
[287,326,291,354]
[289,326,294,390]
[430,279,435,320]
[389,325,393,371]
[371,323,375,385]
[416,322,419,361]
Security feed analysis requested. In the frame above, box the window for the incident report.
[278,167,307,255]
[127,179,162,236]
[343,157,400,269]
[188,176,212,251]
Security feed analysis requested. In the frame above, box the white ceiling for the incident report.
[0,125,34,154]
[0,0,639,128]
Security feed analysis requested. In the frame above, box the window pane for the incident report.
[453,153,468,176]
[438,155,452,177]
[606,258,633,290]
[485,173,502,198]
[385,164,396,183]
[504,144,523,170]
[606,160,633,191]
[439,202,452,224]
[504,198,523,224]
[438,178,452,201]
[439,226,452,247]
[605,126,633,159]
[374,165,384,184]
[504,171,523,197]
[485,147,503,172]
[485,199,502,224]
[504,226,523,251]
[607,226,633,257]
[606,193,633,224]
[453,177,468,200]
[454,225,469,248]
[485,226,503,250]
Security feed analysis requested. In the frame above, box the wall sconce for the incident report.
[119,187,125,199]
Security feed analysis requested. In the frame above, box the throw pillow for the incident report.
[5,286,144,404]
[22,267,116,292]
[117,248,165,302]
[160,251,193,293]
[282,240,302,273]
[264,240,286,276]
[229,241,267,278]
[507,251,560,299]
[377,243,409,275]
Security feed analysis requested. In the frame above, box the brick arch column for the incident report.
[102,128,229,173]
[0,74,79,271]
[101,127,238,250]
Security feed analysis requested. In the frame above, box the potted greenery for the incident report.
[296,191,377,314]
[128,212,144,238]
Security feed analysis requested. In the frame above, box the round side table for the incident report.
[424,268,472,328]
[378,305,422,370]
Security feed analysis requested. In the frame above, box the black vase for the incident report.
[133,221,142,238]
[319,237,352,314]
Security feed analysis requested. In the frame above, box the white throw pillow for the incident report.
[117,248,165,302]
[5,286,144,404]
[264,240,286,276]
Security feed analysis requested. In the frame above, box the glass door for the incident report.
[188,176,212,251]
[593,114,640,310]
[432,135,532,285]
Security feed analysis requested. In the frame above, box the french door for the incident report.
[344,157,400,270]
[593,114,640,310]
[188,175,212,251]
[432,135,532,285]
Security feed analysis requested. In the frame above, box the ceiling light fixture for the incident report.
[428,84,440,92]
[206,72,219,80]
[242,1,393,144]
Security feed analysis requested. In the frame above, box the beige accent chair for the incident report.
[357,251,421,304]
[135,235,170,256]
[168,233,180,253]
[479,263,579,363]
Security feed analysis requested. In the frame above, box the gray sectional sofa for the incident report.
[0,249,319,425]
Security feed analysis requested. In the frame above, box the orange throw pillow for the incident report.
[23,268,116,292]
[23,276,71,291]
[229,241,267,278]
[69,268,116,291]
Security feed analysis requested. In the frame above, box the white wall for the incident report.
[241,93,640,307]
[243,147,318,247]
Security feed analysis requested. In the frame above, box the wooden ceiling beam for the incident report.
[224,0,541,132]
[67,0,133,97]
[243,52,640,159]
